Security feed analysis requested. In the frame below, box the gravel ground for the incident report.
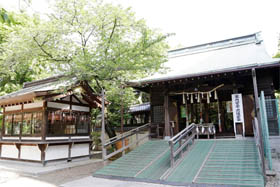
[35,160,107,185]
[0,159,107,187]
[266,158,280,187]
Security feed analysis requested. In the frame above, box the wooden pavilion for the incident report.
[0,76,101,165]
[127,102,150,126]
[127,33,280,139]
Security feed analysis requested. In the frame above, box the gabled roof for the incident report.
[0,76,101,108]
[129,33,280,86]
[0,76,77,101]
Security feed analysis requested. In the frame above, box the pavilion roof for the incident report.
[129,102,150,113]
[0,76,102,108]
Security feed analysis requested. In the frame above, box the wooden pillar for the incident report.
[185,101,189,126]
[101,89,106,160]
[42,101,47,141]
[191,103,194,123]
[39,144,47,166]
[19,104,23,141]
[164,94,170,138]
[252,68,266,176]
[219,101,225,132]
[204,103,209,123]
[217,100,222,133]
[1,107,5,140]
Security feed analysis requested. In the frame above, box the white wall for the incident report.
[1,145,18,158]
[20,145,41,161]
[45,145,69,161]
[71,143,89,157]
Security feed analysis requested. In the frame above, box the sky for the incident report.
[1,0,280,56]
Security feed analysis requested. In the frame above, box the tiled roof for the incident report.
[0,76,78,100]
[129,33,280,85]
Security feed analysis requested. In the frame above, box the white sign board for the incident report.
[231,93,245,137]
[232,94,244,123]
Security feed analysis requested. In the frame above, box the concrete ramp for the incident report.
[94,140,169,178]
[193,140,264,186]
[94,139,264,187]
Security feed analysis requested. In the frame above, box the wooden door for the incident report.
[243,95,254,136]
[169,101,179,135]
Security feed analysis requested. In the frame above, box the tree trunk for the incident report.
[105,122,117,138]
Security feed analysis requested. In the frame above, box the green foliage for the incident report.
[274,34,280,58]
[91,131,101,150]
[0,10,53,95]
[106,86,134,127]
[0,0,170,128]
[275,53,280,58]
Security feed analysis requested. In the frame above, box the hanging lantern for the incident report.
[214,90,218,100]
[191,94,193,103]
[209,91,212,98]
[182,93,185,104]
[207,93,210,103]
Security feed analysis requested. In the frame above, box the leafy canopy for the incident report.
[2,0,170,89]
[1,0,171,128]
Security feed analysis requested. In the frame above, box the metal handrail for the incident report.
[169,123,197,167]
[252,117,265,180]
[102,123,150,160]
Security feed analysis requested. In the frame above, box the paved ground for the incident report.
[266,158,280,187]
[61,177,178,187]
[0,157,106,187]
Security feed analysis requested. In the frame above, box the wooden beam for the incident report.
[0,93,36,107]
[164,94,170,138]
[46,91,73,101]
[72,94,83,104]
[19,104,23,141]
[42,101,47,141]
[81,94,99,108]
[1,107,4,140]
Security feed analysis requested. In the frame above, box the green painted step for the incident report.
[166,140,214,183]
[94,139,264,187]
[94,140,169,178]
[194,139,264,187]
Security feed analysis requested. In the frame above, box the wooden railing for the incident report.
[102,123,150,160]
[169,123,197,167]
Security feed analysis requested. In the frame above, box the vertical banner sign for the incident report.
[232,94,245,136]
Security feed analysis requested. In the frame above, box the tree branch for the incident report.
[33,35,54,59]
[104,17,117,57]
[33,35,72,63]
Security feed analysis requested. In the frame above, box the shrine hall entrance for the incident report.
[169,91,255,138]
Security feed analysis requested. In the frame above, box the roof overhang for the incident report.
[127,60,280,88]
[0,91,48,107]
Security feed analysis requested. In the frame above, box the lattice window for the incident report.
[77,115,90,134]
[48,110,90,135]
[152,105,164,123]
[265,96,274,118]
